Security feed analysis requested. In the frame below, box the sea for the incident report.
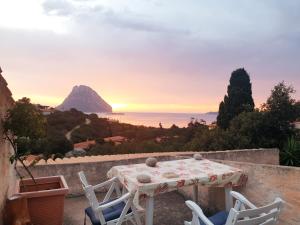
[97,112,218,128]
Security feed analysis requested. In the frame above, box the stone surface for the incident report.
[136,174,152,183]
[63,191,192,225]
[145,157,158,167]
[0,70,15,225]
[193,153,203,160]
[26,148,279,166]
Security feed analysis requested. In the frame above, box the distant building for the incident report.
[73,136,128,149]
[294,121,300,130]
[35,104,55,115]
[104,136,128,145]
[74,140,96,149]
[208,122,217,130]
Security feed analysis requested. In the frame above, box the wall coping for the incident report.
[216,159,300,172]
[29,148,278,166]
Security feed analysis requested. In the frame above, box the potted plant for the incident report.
[2,98,69,225]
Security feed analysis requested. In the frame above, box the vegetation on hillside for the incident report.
[4,69,300,166]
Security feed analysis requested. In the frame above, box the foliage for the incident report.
[261,82,297,147]
[3,98,46,141]
[228,111,277,148]
[47,108,86,132]
[184,82,299,157]
[184,128,231,151]
[43,134,73,157]
[280,137,300,166]
[295,101,300,120]
[217,68,254,129]
[71,116,111,143]
[8,78,299,168]
[2,98,47,182]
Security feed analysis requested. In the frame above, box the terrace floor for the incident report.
[64,192,192,225]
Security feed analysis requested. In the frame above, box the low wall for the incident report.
[19,148,279,196]
[199,148,279,165]
[180,160,300,225]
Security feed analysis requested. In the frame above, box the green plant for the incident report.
[280,137,300,166]
[2,97,46,183]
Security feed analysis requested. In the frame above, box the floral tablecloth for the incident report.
[107,158,247,204]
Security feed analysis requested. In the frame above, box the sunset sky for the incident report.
[1,0,299,113]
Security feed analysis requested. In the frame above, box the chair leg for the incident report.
[131,206,142,225]
[129,217,137,225]
[84,212,87,225]
[133,212,142,225]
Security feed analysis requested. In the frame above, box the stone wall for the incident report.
[32,148,279,166]
[20,148,279,196]
[180,160,300,225]
[0,68,15,225]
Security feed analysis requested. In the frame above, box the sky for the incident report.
[0,0,299,113]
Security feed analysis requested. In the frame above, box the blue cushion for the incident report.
[85,200,132,225]
[199,211,228,225]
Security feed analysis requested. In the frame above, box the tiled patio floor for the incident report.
[64,192,192,225]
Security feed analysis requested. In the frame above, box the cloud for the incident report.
[1,0,300,109]
[42,0,74,16]
[41,0,188,34]
[100,9,190,34]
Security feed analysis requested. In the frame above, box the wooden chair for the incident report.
[78,171,142,225]
[184,191,284,225]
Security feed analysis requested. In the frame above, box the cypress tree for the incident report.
[217,68,254,129]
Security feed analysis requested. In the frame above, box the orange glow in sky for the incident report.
[1,0,300,113]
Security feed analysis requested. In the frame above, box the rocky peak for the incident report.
[56,85,112,113]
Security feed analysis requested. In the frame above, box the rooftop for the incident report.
[18,148,300,225]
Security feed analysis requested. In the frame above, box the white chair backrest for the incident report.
[226,198,283,225]
[78,172,142,225]
[84,185,107,224]
[78,171,89,187]
[84,185,100,210]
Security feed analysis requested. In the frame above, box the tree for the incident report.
[217,68,254,129]
[2,97,46,182]
[228,111,276,148]
[294,101,300,120]
[261,81,297,147]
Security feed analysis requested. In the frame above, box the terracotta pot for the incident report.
[4,195,31,225]
[16,175,69,225]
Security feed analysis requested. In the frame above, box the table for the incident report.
[107,158,247,225]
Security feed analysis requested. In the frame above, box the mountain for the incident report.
[205,112,218,115]
[56,85,112,113]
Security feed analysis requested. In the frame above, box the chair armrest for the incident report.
[185,201,214,225]
[230,191,257,209]
[93,177,118,190]
[97,193,131,210]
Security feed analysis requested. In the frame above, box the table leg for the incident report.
[145,196,154,225]
[193,185,198,202]
[225,187,233,212]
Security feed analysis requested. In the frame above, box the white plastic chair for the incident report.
[184,191,284,225]
[78,171,142,225]
[78,171,122,202]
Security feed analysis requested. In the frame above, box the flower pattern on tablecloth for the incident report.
[107,158,247,205]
